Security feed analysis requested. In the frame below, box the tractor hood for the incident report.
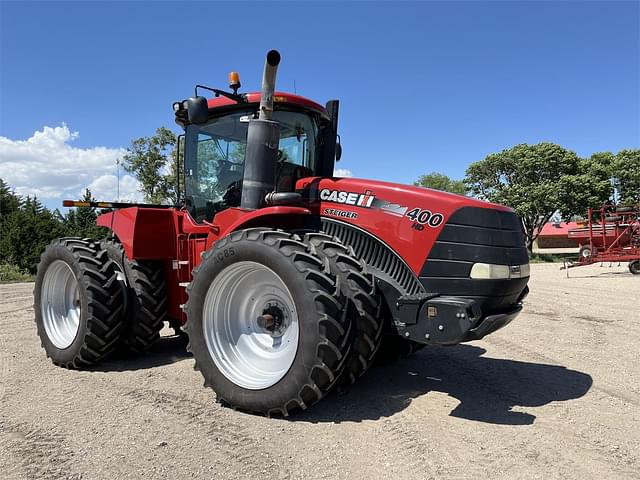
[296,176,521,276]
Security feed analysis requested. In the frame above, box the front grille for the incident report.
[320,218,424,296]
[420,207,529,314]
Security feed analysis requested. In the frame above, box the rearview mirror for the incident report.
[335,136,342,161]
[186,96,209,124]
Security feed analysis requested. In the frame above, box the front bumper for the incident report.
[464,304,522,340]
[388,287,527,346]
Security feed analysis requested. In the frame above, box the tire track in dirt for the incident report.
[375,412,465,479]
[0,295,33,305]
[0,284,33,297]
[0,419,78,480]
[0,353,9,400]
[0,306,33,315]
[123,388,293,479]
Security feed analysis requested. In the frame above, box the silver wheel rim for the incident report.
[203,261,299,390]
[41,260,81,349]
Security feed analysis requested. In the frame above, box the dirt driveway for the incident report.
[1,263,638,479]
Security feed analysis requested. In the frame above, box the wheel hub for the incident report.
[257,303,290,337]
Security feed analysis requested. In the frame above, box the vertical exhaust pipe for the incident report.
[241,50,281,210]
[258,50,281,120]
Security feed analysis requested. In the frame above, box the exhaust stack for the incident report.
[240,50,281,210]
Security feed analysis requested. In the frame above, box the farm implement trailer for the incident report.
[563,203,640,275]
[34,50,530,415]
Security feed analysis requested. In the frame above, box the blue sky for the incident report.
[1,0,638,208]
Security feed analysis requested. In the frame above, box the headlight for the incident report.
[469,263,530,279]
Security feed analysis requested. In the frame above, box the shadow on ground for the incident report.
[292,344,592,425]
[87,335,592,425]
[89,333,192,372]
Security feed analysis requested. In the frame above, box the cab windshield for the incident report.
[184,109,320,222]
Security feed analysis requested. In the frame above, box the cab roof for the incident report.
[206,91,329,119]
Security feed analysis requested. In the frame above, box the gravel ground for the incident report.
[1,263,638,480]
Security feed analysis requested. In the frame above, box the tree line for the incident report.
[0,182,107,276]
[416,145,639,250]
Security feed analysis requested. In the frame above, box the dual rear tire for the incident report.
[101,239,168,352]
[34,237,167,368]
[34,238,125,368]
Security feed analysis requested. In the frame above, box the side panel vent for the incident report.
[320,218,423,296]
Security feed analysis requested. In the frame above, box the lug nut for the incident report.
[438,325,444,331]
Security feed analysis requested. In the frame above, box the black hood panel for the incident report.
[420,206,529,314]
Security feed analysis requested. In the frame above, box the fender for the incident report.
[208,206,313,248]
[97,207,177,260]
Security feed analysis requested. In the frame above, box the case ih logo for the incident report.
[319,189,375,208]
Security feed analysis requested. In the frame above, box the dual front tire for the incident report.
[185,229,358,415]
[186,228,391,415]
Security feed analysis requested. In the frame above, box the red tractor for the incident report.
[34,51,530,415]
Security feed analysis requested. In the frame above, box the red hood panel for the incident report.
[296,177,513,274]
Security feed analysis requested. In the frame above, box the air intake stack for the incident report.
[240,50,281,210]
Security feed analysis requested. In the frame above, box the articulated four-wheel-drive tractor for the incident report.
[34,50,529,415]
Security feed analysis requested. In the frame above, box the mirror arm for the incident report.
[195,85,246,103]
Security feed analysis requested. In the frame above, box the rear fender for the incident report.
[97,207,177,260]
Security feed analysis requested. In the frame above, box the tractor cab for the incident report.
[175,85,340,223]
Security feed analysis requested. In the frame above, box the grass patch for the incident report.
[0,263,35,283]
[529,253,578,263]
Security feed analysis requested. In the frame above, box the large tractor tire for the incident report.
[101,239,168,353]
[629,260,640,275]
[34,238,125,368]
[185,228,353,416]
[301,232,383,391]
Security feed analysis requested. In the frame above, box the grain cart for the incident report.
[34,50,530,415]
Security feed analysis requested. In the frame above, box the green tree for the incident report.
[122,127,177,203]
[0,181,109,276]
[167,134,185,204]
[464,143,612,251]
[0,196,66,273]
[0,179,20,219]
[612,149,640,203]
[414,172,466,195]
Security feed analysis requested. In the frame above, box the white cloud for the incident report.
[86,174,142,203]
[334,167,353,178]
[0,124,143,207]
